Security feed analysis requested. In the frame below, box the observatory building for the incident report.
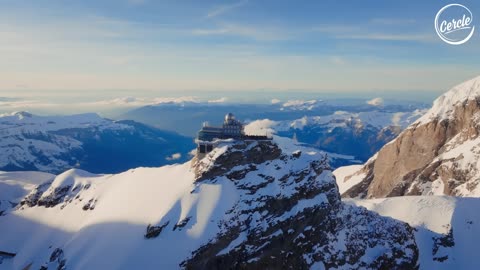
[196,113,270,155]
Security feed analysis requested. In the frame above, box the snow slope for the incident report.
[332,165,364,194]
[0,164,228,269]
[0,137,418,269]
[0,171,54,215]
[347,196,480,269]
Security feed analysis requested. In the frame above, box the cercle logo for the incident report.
[435,3,475,45]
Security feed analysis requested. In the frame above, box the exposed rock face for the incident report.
[342,75,480,198]
[184,139,418,269]
[184,203,418,270]
[39,248,66,270]
[19,169,99,210]
[145,222,170,239]
[192,140,282,181]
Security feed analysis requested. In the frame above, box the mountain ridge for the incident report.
[338,75,480,198]
[0,112,195,174]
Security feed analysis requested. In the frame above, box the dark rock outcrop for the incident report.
[145,222,170,239]
[182,139,418,269]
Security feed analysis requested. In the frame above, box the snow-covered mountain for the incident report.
[338,75,480,198]
[245,110,425,165]
[0,112,195,174]
[0,137,418,269]
[346,196,480,269]
[0,171,54,216]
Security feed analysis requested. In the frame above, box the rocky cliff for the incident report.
[341,75,480,198]
[186,139,418,269]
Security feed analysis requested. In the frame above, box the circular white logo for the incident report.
[435,3,475,45]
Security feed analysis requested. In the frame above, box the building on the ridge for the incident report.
[196,113,270,155]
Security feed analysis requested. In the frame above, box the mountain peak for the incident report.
[2,111,35,119]
[417,75,480,124]
[192,136,330,182]
[340,75,480,198]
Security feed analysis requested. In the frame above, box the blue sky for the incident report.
[0,0,479,94]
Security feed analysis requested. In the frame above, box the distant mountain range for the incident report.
[245,110,425,165]
[120,99,427,136]
[120,100,426,167]
[0,112,195,174]
[0,99,428,175]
